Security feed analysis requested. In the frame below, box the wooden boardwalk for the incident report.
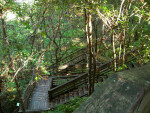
[27,76,51,112]
[20,48,143,112]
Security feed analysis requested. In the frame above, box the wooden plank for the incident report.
[24,76,51,112]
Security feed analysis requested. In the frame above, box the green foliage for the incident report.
[44,97,87,113]
[117,64,128,71]
[0,0,149,112]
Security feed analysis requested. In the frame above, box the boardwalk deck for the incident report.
[27,76,51,112]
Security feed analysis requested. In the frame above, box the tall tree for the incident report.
[88,2,93,95]
[0,4,26,113]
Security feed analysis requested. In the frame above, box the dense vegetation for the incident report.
[0,0,149,113]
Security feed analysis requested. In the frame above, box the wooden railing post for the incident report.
[32,68,35,81]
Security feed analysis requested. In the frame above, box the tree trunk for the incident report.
[119,33,123,65]
[88,8,93,96]
[84,7,88,45]
[92,53,96,92]
[85,6,94,95]
[123,28,126,65]
[112,30,116,71]
[92,21,98,53]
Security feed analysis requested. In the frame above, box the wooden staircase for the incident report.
[48,49,87,76]
[49,85,88,108]
[49,75,89,108]
[48,48,143,108]
[19,47,145,112]
[48,61,145,110]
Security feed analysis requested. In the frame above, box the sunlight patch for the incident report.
[72,38,80,43]
[15,0,35,5]
[58,65,68,70]
[5,11,16,21]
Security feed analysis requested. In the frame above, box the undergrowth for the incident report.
[43,96,87,113]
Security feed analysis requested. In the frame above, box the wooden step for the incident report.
[50,87,87,108]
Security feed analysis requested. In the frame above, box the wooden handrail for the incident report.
[43,54,87,77]
[20,68,36,111]
[45,63,87,69]
[52,74,80,79]
[49,48,87,67]
[97,48,138,71]
[61,53,87,65]
[46,62,101,70]
[51,75,80,88]
[57,48,86,64]
[50,38,87,66]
